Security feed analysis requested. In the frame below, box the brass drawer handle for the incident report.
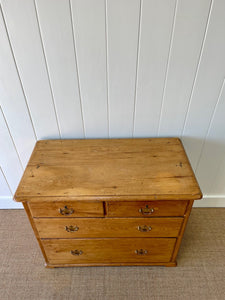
[59,206,74,215]
[138,225,152,232]
[135,249,148,255]
[71,250,83,256]
[65,225,79,232]
[139,205,154,215]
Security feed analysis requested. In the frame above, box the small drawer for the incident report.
[42,238,176,264]
[29,201,104,218]
[35,217,183,238]
[107,200,188,217]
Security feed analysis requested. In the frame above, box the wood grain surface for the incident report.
[35,217,183,238]
[107,200,188,217]
[14,138,202,201]
[42,238,176,264]
[29,200,104,218]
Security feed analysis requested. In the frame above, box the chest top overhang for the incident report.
[14,138,202,202]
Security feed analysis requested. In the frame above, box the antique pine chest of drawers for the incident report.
[14,138,202,267]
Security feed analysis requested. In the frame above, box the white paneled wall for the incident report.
[134,0,176,137]
[0,0,225,208]
[107,0,140,137]
[71,0,108,137]
[36,0,84,138]
[1,0,60,141]
[158,0,211,136]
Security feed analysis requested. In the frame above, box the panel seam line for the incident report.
[69,0,86,138]
[0,166,13,196]
[33,0,62,138]
[181,0,214,136]
[105,0,110,138]
[132,0,142,137]
[157,0,178,136]
[0,4,37,145]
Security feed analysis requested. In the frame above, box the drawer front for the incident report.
[29,201,104,218]
[107,200,188,217]
[42,238,176,264]
[35,217,183,238]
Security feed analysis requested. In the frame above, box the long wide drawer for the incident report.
[35,217,183,238]
[29,201,104,218]
[107,200,188,217]
[42,238,176,264]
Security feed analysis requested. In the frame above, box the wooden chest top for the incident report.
[14,138,202,202]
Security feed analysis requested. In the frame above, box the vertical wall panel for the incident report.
[107,0,140,137]
[211,157,225,195]
[182,0,225,169]
[158,0,211,136]
[35,0,84,138]
[0,168,23,208]
[1,0,60,139]
[134,0,176,137]
[71,0,108,137]
[0,168,11,197]
[0,108,23,193]
[196,80,225,194]
[0,9,36,167]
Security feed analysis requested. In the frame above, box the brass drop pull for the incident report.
[71,250,83,256]
[59,206,74,215]
[65,225,79,232]
[138,225,152,232]
[139,205,154,215]
[135,249,148,255]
